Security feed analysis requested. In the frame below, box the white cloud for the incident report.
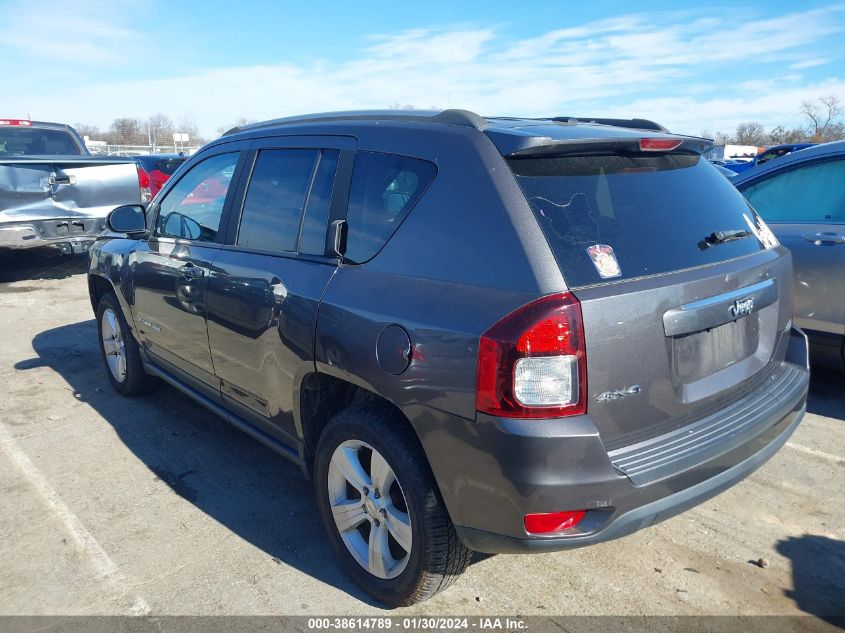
[790,58,830,70]
[0,0,141,65]
[3,5,844,138]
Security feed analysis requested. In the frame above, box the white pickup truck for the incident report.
[0,118,145,254]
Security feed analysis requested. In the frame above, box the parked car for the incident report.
[88,110,809,606]
[725,143,815,174]
[715,164,738,178]
[0,118,145,254]
[733,140,845,369]
[134,154,188,199]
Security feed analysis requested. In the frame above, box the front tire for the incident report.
[314,406,472,606]
[96,292,157,396]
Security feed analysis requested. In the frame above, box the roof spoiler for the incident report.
[553,117,669,132]
[506,135,714,158]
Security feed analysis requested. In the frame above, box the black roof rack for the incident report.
[553,117,669,132]
[223,108,488,136]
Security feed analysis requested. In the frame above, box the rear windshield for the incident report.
[508,154,767,287]
[0,127,82,156]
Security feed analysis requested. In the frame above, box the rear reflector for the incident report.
[524,510,586,534]
[0,119,32,126]
[639,138,682,151]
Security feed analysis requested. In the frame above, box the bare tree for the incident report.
[735,121,766,145]
[801,95,843,142]
[767,125,788,145]
[74,123,101,139]
[106,118,144,145]
[216,117,257,136]
[175,115,203,144]
[713,131,732,145]
[146,113,175,148]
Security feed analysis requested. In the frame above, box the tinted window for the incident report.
[155,152,239,242]
[0,127,82,155]
[740,158,845,223]
[237,149,318,252]
[157,158,186,175]
[299,150,339,256]
[345,152,436,263]
[509,154,768,287]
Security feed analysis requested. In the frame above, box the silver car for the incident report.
[734,141,845,369]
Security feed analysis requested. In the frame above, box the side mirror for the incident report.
[107,205,146,235]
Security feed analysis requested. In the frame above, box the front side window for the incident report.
[740,158,845,223]
[237,149,319,252]
[344,152,436,263]
[155,152,240,242]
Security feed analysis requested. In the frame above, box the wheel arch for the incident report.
[296,371,427,480]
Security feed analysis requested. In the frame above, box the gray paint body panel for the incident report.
[88,112,809,554]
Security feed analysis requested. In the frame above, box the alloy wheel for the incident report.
[327,440,413,579]
[100,308,127,383]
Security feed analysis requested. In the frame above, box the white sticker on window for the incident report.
[586,244,622,279]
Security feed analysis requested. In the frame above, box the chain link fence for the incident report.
[85,143,202,156]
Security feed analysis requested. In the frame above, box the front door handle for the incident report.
[180,262,205,279]
[803,232,845,244]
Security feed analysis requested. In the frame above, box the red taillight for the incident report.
[524,510,586,534]
[136,165,152,204]
[639,138,683,152]
[476,292,586,418]
[136,165,151,189]
[0,119,32,126]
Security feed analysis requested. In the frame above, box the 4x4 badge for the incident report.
[596,385,641,402]
[586,244,621,279]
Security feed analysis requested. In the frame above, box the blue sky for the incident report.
[1,0,843,138]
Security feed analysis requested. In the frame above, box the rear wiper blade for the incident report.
[699,229,752,249]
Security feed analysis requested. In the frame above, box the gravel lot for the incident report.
[1,251,843,620]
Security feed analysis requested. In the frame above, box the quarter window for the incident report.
[740,159,845,223]
[155,152,240,242]
[237,149,318,252]
[344,152,436,263]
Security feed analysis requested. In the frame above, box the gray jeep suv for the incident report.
[88,110,809,606]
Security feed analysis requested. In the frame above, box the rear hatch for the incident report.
[507,142,793,450]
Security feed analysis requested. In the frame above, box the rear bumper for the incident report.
[0,218,105,252]
[421,327,809,554]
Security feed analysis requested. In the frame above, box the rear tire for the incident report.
[96,292,157,396]
[314,406,472,607]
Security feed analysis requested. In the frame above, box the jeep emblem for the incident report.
[730,297,754,318]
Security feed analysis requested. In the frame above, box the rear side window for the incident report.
[157,158,186,175]
[508,154,767,287]
[237,149,318,252]
[345,152,436,263]
[299,150,339,256]
[739,158,845,223]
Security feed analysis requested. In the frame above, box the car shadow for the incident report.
[807,367,845,421]
[0,250,87,284]
[14,319,384,607]
[776,534,845,623]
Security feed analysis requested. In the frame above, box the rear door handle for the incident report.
[803,232,845,244]
[180,262,205,279]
